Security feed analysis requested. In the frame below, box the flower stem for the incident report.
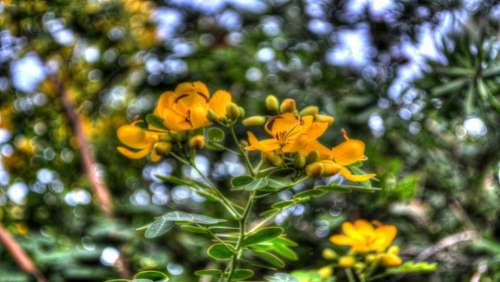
[229,125,255,176]
[226,191,256,281]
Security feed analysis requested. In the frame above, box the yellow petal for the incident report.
[331,139,366,166]
[338,166,376,182]
[117,124,153,149]
[175,81,209,99]
[117,146,151,159]
[154,91,177,118]
[342,222,364,241]
[244,132,281,152]
[164,109,190,131]
[189,106,210,129]
[353,219,374,236]
[306,120,328,140]
[330,235,353,246]
[209,90,232,118]
[374,225,397,250]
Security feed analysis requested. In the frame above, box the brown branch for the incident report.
[0,224,47,282]
[59,84,130,278]
[61,89,114,217]
[416,230,479,261]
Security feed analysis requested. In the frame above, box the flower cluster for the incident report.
[116,81,239,161]
[329,219,402,273]
[243,95,375,182]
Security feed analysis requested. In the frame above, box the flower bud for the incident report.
[338,256,356,268]
[265,95,279,113]
[306,150,320,164]
[366,254,378,263]
[189,135,205,149]
[315,114,335,126]
[322,248,337,260]
[280,98,296,113]
[300,105,319,116]
[306,162,324,177]
[170,131,186,141]
[293,153,306,168]
[388,245,400,255]
[242,116,266,127]
[226,103,241,120]
[318,266,332,278]
[264,152,283,167]
[154,142,172,156]
[238,106,246,118]
[354,262,366,271]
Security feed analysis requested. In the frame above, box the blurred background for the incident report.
[0,0,499,281]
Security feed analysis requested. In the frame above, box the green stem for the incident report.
[189,160,241,218]
[346,268,357,282]
[229,125,255,176]
[226,191,256,281]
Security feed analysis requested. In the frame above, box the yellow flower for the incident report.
[244,113,330,157]
[330,220,397,253]
[154,81,232,131]
[116,122,169,161]
[305,131,375,182]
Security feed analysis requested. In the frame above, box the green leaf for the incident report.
[207,243,235,260]
[260,208,281,218]
[271,200,296,209]
[105,280,129,282]
[232,269,255,280]
[242,177,269,191]
[254,251,286,268]
[272,237,298,247]
[145,217,175,239]
[146,114,166,129]
[160,211,226,225]
[272,244,298,261]
[179,224,209,234]
[265,273,299,282]
[134,270,168,281]
[231,175,254,189]
[243,227,283,246]
[194,269,223,277]
[207,127,225,142]
[266,177,295,191]
[294,189,327,199]
[155,175,193,186]
[431,78,468,96]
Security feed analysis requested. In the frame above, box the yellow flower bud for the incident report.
[189,135,205,149]
[322,248,337,260]
[154,141,172,156]
[306,150,320,164]
[294,153,306,168]
[306,162,324,177]
[315,114,335,126]
[388,245,400,255]
[242,116,266,127]
[226,102,241,120]
[265,95,280,113]
[354,262,366,271]
[264,152,283,167]
[318,266,332,278]
[280,98,296,113]
[365,254,378,263]
[300,105,319,116]
[338,256,356,268]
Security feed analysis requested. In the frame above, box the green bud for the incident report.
[242,116,266,127]
[306,150,320,164]
[300,105,319,116]
[294,153,306,168]
[265,95,279,113]
[226,102,241,120]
